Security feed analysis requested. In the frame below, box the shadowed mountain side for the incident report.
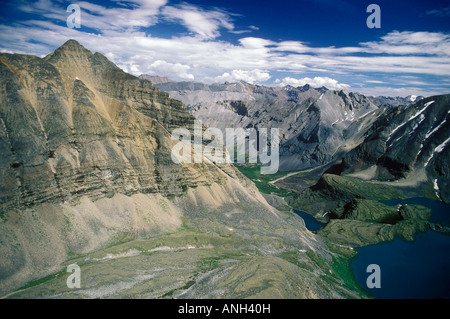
[339,95,450,203]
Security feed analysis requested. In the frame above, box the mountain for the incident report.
[276,90,378,170]
[339,95,450,203]
[153,79,379,171]
[154,80,324,104]
[0,40,363,298]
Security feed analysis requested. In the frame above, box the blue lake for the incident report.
[382,197,450,225]
[350,198,450,299]
[293,209,325,231]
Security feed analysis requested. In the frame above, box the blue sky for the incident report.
[0,0,449,96]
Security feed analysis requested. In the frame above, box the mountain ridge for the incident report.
[141,74,426,104]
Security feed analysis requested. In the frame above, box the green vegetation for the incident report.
[329,255,370,297]
[17,270,66,291]
[287,172,437,250]
[278,251,314,272]
[289,173,405,215]
[234,163,297,197]
[196,255,236,273]
[317,174,404,201]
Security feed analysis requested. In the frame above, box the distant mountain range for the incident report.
[140,75,423,108]
[368,95,424,108]
[142,75,449,203]
[140,76,407,170]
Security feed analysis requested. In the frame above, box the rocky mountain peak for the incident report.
[44,39,92,62]
[300,84,311,91]
[59,39,86,50]
[316,86,329,93]
[43,39,134,90]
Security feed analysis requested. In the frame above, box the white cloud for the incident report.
[361,31,450,56]
[364,80,386,84]
[214,69,271,84]
[426,7,450,17]
[275,41,310,53]
[277,77,350,90]
[230,25,260,34]
[161,4,234,39]
[146,60,194,80]
[19,0,168,31]
[239,37,274,49]
[117,55,194,80]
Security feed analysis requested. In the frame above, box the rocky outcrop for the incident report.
[289,173,403,217]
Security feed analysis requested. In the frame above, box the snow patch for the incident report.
[409,114,426,135]
[435,137,450,153]
[387,101,434,143]
[425,118,447,139]
[424,100,435,108]
[388,135,403,148]
[409,101,433,122]
[424,136,450,167]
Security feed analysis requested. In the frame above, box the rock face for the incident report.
[340,95,450,202]
[0,40,237,213]
[0,39,217,292]
[276,90,378,170]
[153,80,379,171]
[154,79,448,194]
[0,40,363,298]
[368,95,424,108]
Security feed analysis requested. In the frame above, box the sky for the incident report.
[0,0,449,97]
